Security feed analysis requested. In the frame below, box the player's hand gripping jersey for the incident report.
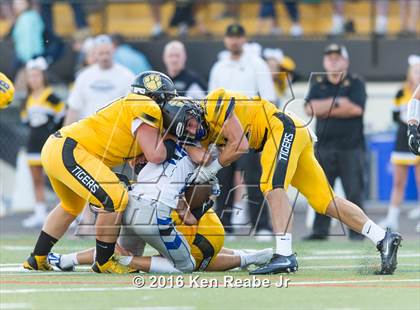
[202,88,333,214]
[41,93,162,216]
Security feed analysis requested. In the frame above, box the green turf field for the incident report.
[0,234,419,310]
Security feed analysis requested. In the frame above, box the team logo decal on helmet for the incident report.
[143,73,162,91]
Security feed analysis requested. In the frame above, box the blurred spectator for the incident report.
[217,0,239,19]
[111,33,152,75]
[64,35,134,125]
[150,0,166,39]
[209,24,275,239]
[374,0,388,35]
[0,1,14,21]
[398,0,419,37]
[20,57,65,228]
[163,40,206,99]
[263,47,297,106]
[39,0,88,34]
[330,0,389,35]
[11,0,44,96]
[304,44,367,240]
[72,35,96,78]
[257,0,303,37]
[380,56,420,231]
[169,0,209,37]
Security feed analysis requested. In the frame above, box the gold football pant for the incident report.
[260,113,334,214]
[41,133,128,217]
[174,209,225,271]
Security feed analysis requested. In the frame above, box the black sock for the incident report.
[33,231,58,256]
[95,239,116,265]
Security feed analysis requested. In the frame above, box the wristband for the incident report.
[207,158,223,173]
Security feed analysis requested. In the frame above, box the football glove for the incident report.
[187,159,223,184]
[408,123,420,156]
[0,72,15,109]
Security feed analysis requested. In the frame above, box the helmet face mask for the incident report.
[162,97,206,142]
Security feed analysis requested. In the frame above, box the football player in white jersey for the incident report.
[48,98,272,272]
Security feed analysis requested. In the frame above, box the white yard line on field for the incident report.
[0,303,31,309]
[299,253,420,260]
[0,287,150,294]
[113,308,195,310]
[290,279,420,286]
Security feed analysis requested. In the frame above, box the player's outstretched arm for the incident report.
[218,113,249,166]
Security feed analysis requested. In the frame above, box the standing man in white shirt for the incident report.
[208,24,276,239]
[64,34,135,125]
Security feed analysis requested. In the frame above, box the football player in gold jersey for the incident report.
[23,71,179,273]
[0,72,15,109]
[183,88,402,275]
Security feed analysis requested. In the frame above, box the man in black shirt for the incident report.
[163,40,207,99]
[304,44,367,240]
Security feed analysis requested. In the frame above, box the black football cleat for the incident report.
[376,228,402,275]
[249,253,298,275]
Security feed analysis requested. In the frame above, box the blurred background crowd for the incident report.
[0,0,419,239]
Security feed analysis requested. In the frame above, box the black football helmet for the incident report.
[162,96,206,141]
[131,71,177,105]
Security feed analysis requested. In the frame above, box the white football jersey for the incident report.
[131,145,196,208]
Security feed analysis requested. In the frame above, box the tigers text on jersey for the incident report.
[60,93,162,167]
[131,144,195,208]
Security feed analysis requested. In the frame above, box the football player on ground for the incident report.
[182,89,402,275]
[49,188,272,273]
[0,72,15,109]
[23,71,179,274]
[48,98,272,273]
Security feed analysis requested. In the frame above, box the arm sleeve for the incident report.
[131,99,162,129]
[255,58,276,102]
